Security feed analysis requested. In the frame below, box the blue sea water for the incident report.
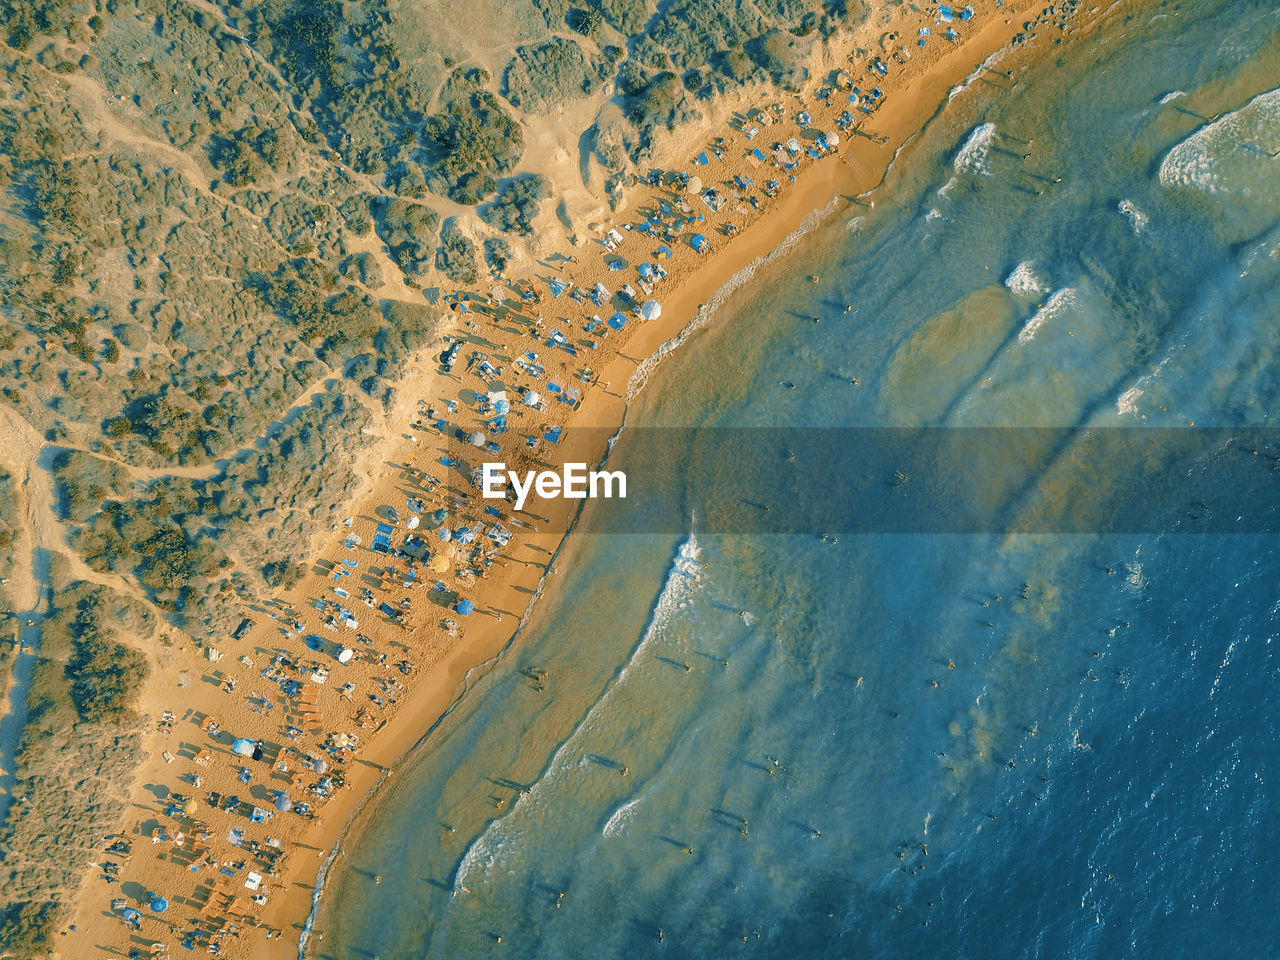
[315,3,1280,957]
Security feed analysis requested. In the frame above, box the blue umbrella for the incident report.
[149,897,168,914]
[455,599,474,617]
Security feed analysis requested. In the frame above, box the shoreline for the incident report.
[54,3,1124,957]
[295,3,1095,953]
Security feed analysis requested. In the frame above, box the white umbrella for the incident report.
[470,431,485,447]
[524,390,540,407]
[826,131,840,147]
[639,300,662,321]
[686,175,703,195]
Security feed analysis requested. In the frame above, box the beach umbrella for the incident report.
[430,554,450,573]
[826,131,840,147]
[336,648,354,664]
[406,515,420,530]
[524,390,540,407]
[313,757,328,774]
[273,793,293,812]
[149,897,168,914]
[639,300,662,321]
[469,431,485,447]
[456,527,476,544]
[182,798,198,816]
[685,175,703,195]
[121,908,141,923]
[455,598,474,617]
[436,526,452,541]
[231,738,255,757]
[430,508,447,525]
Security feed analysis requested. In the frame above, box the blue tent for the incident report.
[691,234,709,253]
[455,599,474,616]
[150,897,168,914]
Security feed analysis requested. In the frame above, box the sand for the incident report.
[52,3,1118,957]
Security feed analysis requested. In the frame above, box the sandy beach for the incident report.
[47,3,1125,957]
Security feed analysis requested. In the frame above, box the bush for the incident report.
[0,900,65,959]
[373,199,439,275]
[67,631,148,724]
[436,219,478,285]
[479,175,549,236]
[422,82,524,204]
[484,237,512,277]
[502,38,608,114]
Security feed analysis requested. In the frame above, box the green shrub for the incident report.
[436,219,478,285]
[422,83,524,204]
[0,900,65,959]
[502,38,608,114]
[479,175,549,236]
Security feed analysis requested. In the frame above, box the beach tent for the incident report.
[183,798,198,816]
[149,897,168,914]
[455,598,475,616]
[639,300,662,321]
[691,234,710,253]
[430,554,450,573]
[406,514,420,530]
[231,738,256,757]
[313,757,328,774]
[686,175,703,194]
[430,508,447,525]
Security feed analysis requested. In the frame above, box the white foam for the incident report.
[1004,260,1048,297]
[624,196,842,404]
[925,207,945,222]
[1017,288,1075,344]
[937,175,958,199]
[602,797,640,837]
[1159,86,1280,194]
[1118,199,1149,235]
[1159,90,1186,105]
[954,122,998,176]
[1116,386,1143,416]
[947,48,1009,105]
[452,534,701,891]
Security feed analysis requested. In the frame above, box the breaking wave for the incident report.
[1158,86,1280,194]
[1017,288,1076,344]
[954,122,998,175]
[1004,260,1049,297]
[1118,199,1149,234]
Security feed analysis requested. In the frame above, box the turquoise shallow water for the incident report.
[316,3,1280,957]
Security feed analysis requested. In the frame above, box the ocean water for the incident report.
[314,3,1280,958]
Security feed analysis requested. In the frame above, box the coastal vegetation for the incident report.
[0,0,880,952]
[0,567,152,950]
